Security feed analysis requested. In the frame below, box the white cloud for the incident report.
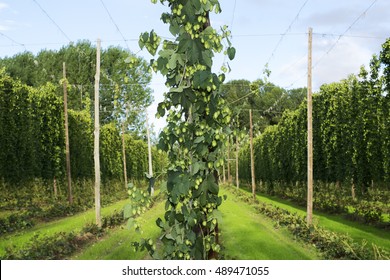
[0,3,10,31]
[273,55,307,88]
[0,2,8,11]
[312,37,372,90]
[271,35,378,91]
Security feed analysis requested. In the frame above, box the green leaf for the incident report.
[157,102,166,118]
[193,70,211,89]
[191,0,202,11]
[168,54,178,69]
[227,47,236,60]
[191,161,201,175]
[204,174,219,194]
[126,218,135,230]
[169,20,180,36]
[170,86,184,93]
[201,50,213,68]
[123,204,133,219]
[156,217,163,228]
[194,136,205,144]
[187,40,202,64]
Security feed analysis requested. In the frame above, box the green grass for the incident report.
[2,184,388,260]
[219,188,320,259]
[72,200,165,260]
[73,191,320,260]
[238,187,390,251]
[0,199,129,256]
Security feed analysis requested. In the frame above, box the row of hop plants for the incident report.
[0,69,168,189]
[0,70,168,234]
[238,39,390,226]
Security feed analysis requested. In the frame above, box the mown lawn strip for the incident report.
[72,200,165,260]
[219,188,320,260]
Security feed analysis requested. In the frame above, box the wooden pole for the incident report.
[94,39,102,227]
[63,62,72,204]
[146,111,154,196]
[227,136,231,183]
[236,127,239,189]
[122,123,128,189]
[307,27,313,226]
[222,161,226,183]
[249,109,256,199]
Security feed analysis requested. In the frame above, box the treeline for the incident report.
[239,38,390,196]
[0,41,153,133]
[221,79,306,133]
[0,69,167,185]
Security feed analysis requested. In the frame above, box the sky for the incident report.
[0,0,389,133]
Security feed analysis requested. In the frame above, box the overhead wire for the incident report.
[312,0,378,70]
[265,0,309,67]
[1,1,385,103]
[1,32,384,49]
[0,31,25,50]
[32,0,72,42]
[99,0,130,50]
[230,0,237,32]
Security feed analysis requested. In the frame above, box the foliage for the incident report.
[221,79,306,133]
[0,213,35,235]
[137,0,234,260]
[0,41,153,133]
[0,70,64,183]
[68,108,94,178]
[100,123,123,180]
[0,70,167,186]
[124,182,156,254]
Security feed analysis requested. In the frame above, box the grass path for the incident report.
[219,188,320,259]
[0,199,129,256]
[72,200,165,260]
[72,189,320,260]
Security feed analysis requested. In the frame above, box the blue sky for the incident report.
[1,0,389,133]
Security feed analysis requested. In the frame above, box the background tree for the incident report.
[0,41,153,136]
[221,79,306,134]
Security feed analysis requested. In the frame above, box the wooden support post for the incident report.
[122,123,128,189]
[222,160,226,183]
[235,131,239,189]
[227,135,231,183]
[307,27,313,226]
[63,62,72,204]
[146,111,154,196]
[53,176,58,199]
[94,39,102,227]
[249,109,256,199]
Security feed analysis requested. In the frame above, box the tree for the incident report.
[221,79,306,134]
